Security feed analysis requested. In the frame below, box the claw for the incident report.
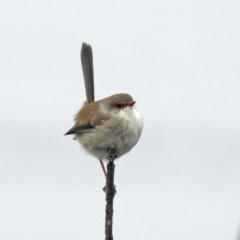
[107,146,117,162]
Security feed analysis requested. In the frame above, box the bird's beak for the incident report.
[126,101,136,106]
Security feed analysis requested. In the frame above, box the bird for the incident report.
[65,43,143,176]
[64,93,143,161]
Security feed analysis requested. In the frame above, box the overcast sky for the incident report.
[1,1,240,240]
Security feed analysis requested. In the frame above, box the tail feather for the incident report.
[81,43,94,103]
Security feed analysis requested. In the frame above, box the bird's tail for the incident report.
[81,42,106,178]
[81,42,95,103]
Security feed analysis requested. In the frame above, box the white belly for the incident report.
[76,107,143,160]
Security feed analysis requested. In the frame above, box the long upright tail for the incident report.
[81,43,94,103]
[80,43,106,178]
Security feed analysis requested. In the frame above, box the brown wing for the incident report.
[64,101,109,135]
[64,123,93,135]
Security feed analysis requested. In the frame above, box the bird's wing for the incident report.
[64,123,94,135]
[64,102,110,135]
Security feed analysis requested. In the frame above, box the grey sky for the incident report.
[1,1,240,239]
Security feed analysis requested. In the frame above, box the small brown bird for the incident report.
[65,43,143,176]
[65,93,143,160]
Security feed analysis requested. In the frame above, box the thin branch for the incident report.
[104,147,117,240]
[105,161,116,240]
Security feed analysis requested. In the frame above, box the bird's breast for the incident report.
[76,107,143,159]
[104,107,143,156]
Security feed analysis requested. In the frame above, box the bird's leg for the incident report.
[103,146,117,195]
[99,159,107,178]
[107,146,117,162]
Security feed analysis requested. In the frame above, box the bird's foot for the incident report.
[107,145,117,162]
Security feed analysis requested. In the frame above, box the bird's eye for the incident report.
[116,104,122,109]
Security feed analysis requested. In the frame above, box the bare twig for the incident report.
[105,161,116,240]
[104,147,117,240]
